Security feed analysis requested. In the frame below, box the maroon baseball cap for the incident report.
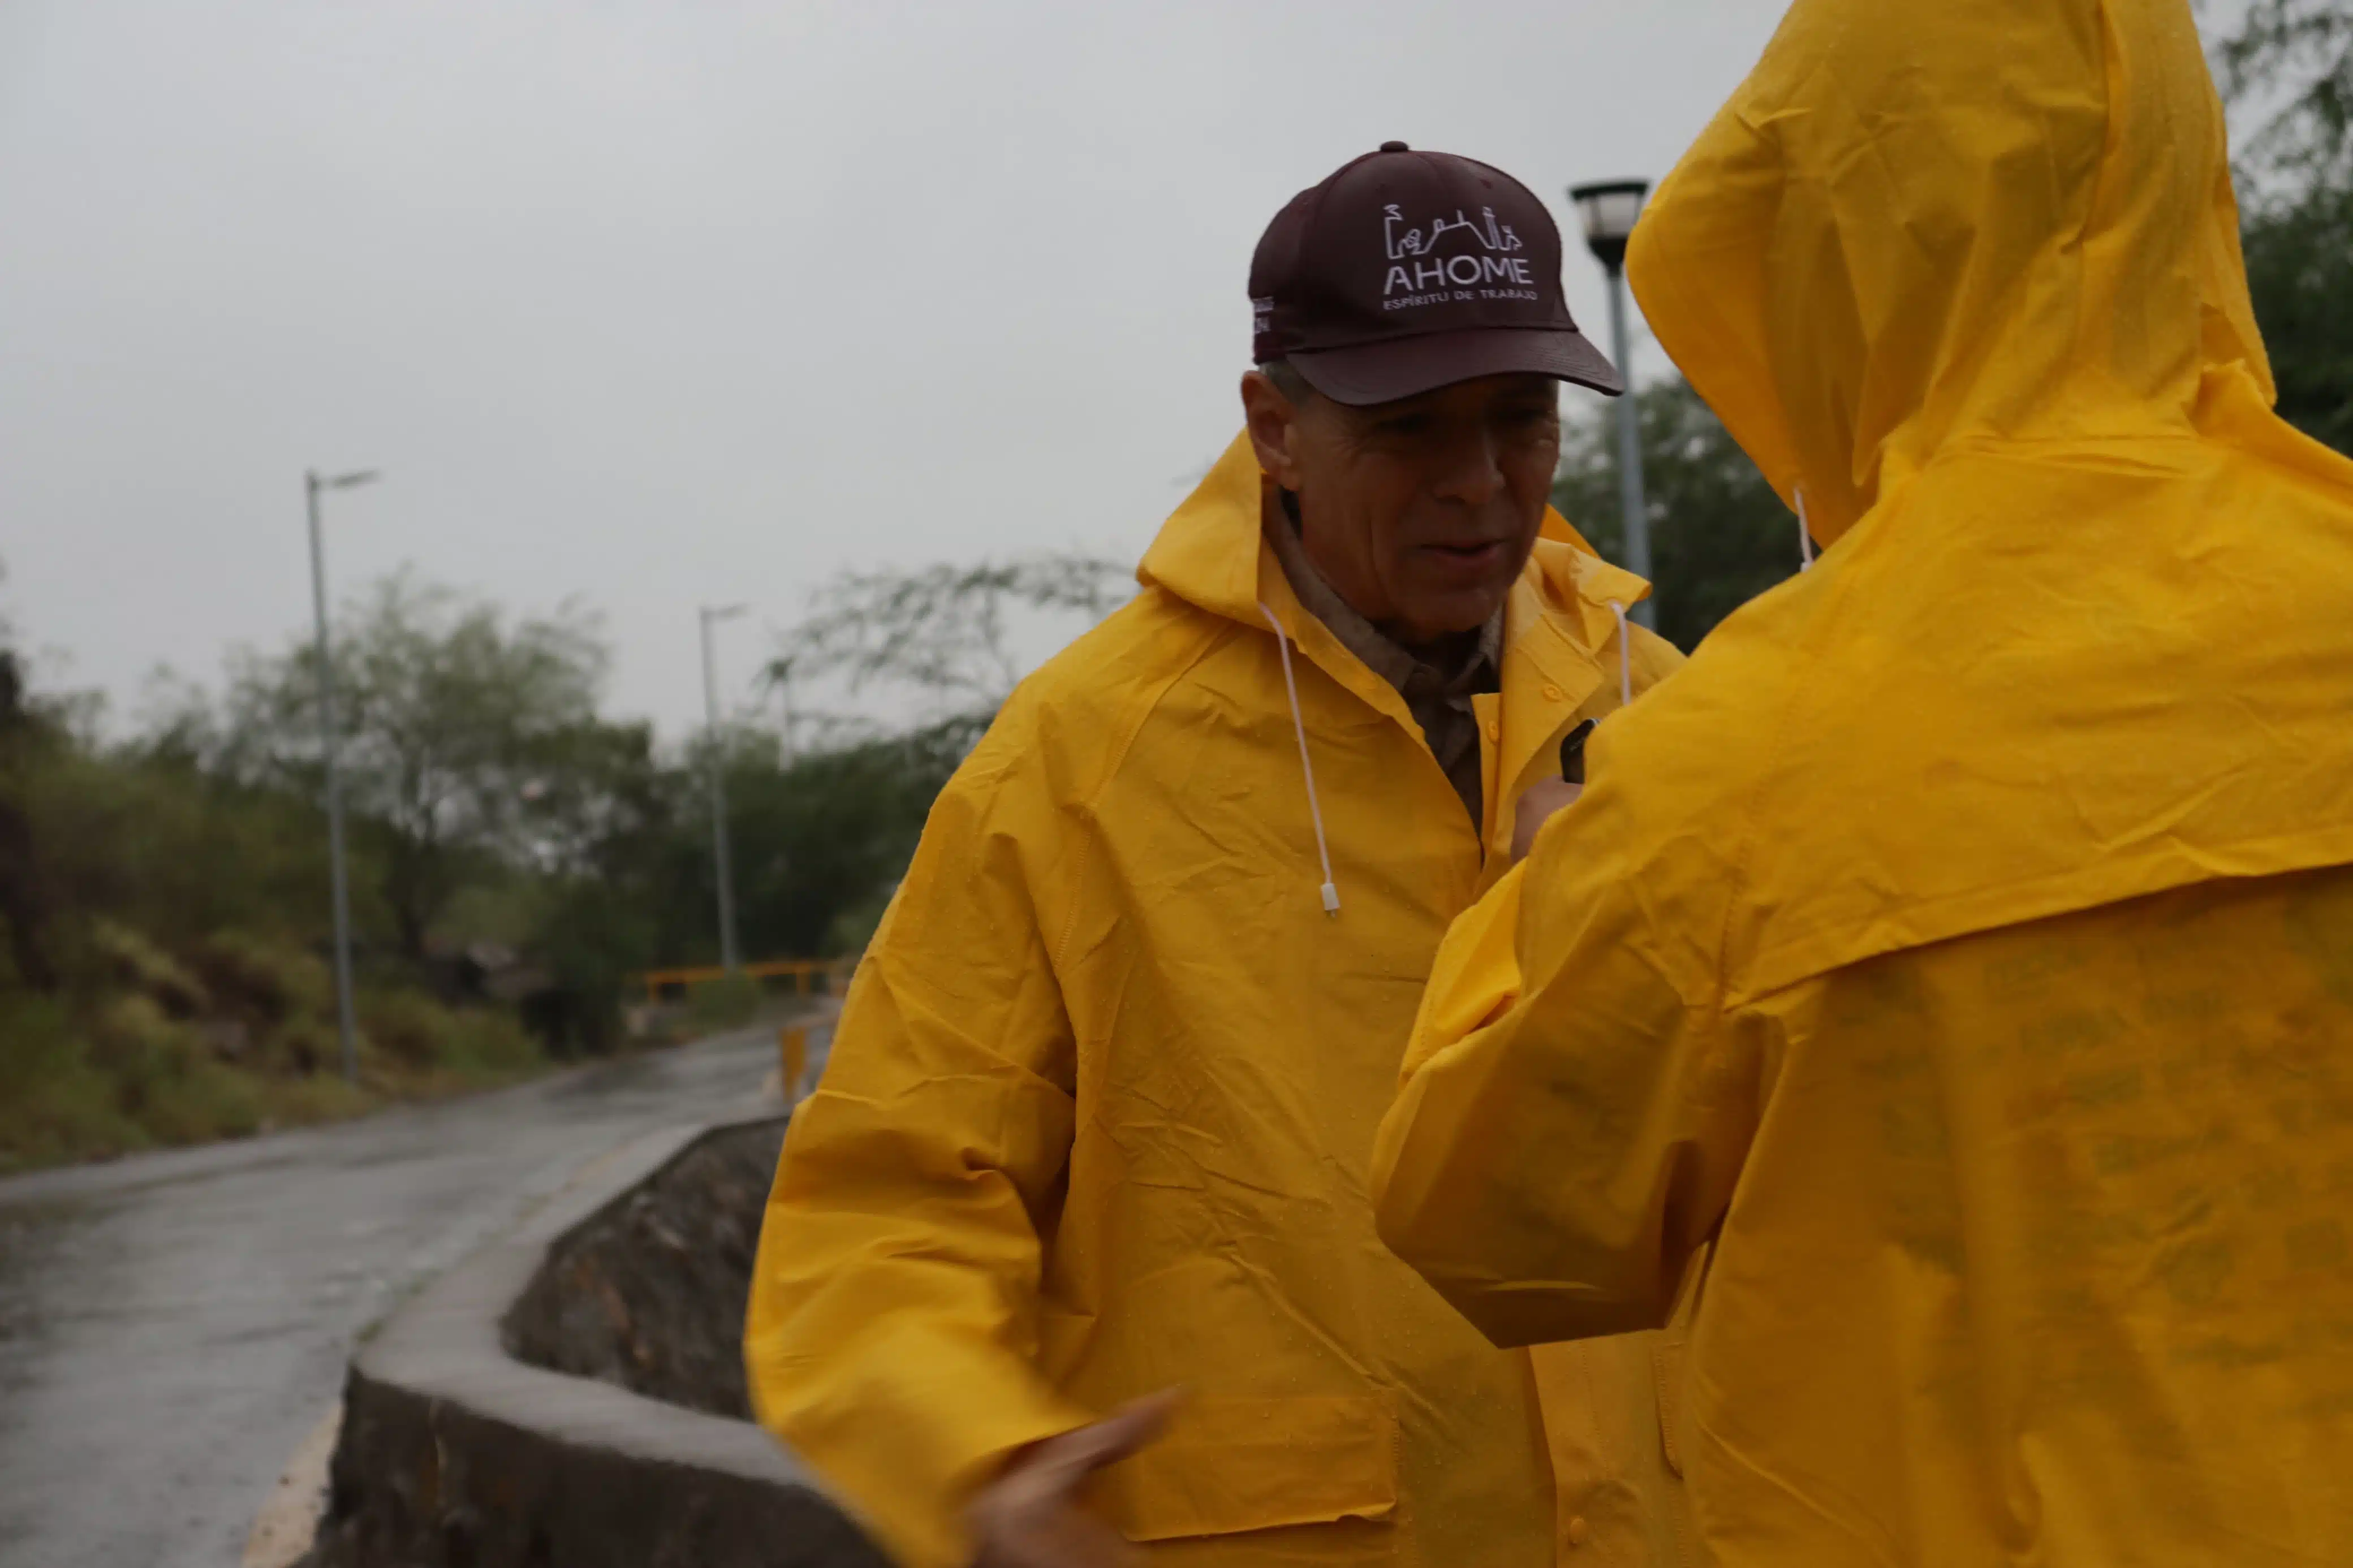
[1250,141,1622,406]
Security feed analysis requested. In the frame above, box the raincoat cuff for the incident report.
[813,1380,1100,1568]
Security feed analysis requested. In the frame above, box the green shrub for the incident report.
[0,992,80,1096]
[686,972,763,1032]
[437,1007,540,1077]
[140,1057,266,1144]
[822,884,897,960]
[358,987,448,1068]
[88,919,210,1020]
[260,1019,334,1077]
[190,931,332,1028]
[0,1070,148,1171]
[266,1071,370,1125]
[0,994,279,1163]
[531,880,656,1057]
[0,996,147,1172]
[355,987,545,1079]
[88,994,202,1114]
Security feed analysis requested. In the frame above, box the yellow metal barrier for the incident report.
[779,1023,808,1104]
[638,956,857,1006]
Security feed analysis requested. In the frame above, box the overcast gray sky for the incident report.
[0,2,2238,740]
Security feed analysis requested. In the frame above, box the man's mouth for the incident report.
[1422,539,1510,572]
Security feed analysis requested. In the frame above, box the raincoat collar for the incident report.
[1140,431,1649,703]
[1262,503,1503,701]
[1142,433,1650,871]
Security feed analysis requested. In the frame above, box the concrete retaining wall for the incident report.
[503,1117,786,1418]
[304,1117,890,1568]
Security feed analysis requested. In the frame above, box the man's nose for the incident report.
[1430,429,1506,506]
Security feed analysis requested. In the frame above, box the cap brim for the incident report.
[1287,327,1623,406]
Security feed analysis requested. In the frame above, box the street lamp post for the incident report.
[699,605,749,974]
[1568,179,1656,630]
[306,467,379,1086]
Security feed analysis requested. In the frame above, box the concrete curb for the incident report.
[306,1113,889,1568]
[244,1402,342,1568]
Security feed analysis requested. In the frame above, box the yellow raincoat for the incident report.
[747,432,1686,1568]
[1372,1,2353,1563]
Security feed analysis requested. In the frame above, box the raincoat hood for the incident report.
[1631,0,2272,545]
[1573,0,2353,1002]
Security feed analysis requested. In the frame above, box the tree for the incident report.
[1552,378,1800,651]
[710,552,1135,963]
[2218,1,2353,183]
[2220,0,2353,453]
[667,722,972,964]
[222,571,611,960]
[2239,185,2353,451]
[32,725,334,962]
[0,597,62,991]
[767,554,1132,722]
[510,715,686,1052]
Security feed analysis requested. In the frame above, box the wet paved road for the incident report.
[0,1023,817,1568]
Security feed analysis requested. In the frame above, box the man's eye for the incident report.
[1376,416,1434,438]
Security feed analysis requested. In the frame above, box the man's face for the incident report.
[1243,372,1562,645]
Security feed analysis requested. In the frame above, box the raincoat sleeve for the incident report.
[744,735,1096,1568]
[1371,745,1765,1349]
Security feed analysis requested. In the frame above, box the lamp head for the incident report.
[1567,180,1650,274]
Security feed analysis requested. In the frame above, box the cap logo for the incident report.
[1380,203,1536,309]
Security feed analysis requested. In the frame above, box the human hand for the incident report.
[968,1391,1180,1568]
[1509,776,1584,863]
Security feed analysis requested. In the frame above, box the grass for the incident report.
[0,928,561,1178]
[0,919,800,1178]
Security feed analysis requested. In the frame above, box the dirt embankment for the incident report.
[502,1118,786,1416]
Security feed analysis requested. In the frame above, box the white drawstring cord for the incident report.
[1258,603,1341,917]
[1608,599,1633,708]
[1796,487,1817,571]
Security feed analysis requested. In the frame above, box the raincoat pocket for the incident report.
[1098,1393,1399,1544]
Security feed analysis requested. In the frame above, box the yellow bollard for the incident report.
[779,1023,808,1105]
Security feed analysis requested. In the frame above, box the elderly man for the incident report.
[747,143,1686,1568]
[1371,3,2353,1565]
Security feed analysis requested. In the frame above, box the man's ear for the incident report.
[1240,371,1305,491]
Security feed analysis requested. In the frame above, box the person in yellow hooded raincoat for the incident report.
[1371,2,2353,1564]
[746,145,1691,1568]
